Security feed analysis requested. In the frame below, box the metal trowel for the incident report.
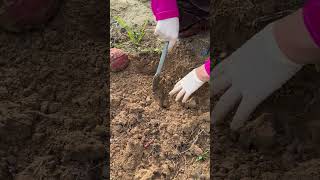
[152,41,169,94]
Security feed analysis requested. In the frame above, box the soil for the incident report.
[211,0,320,179]
[0,0,107,179]
[110,0,210,179]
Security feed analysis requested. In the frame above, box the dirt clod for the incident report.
[239,113,277,152]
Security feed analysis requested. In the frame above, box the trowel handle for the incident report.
[155,41,169,76]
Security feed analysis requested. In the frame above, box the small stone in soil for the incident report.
[192,145,203,155]
[239,113,276,152]
[186,98,197,109]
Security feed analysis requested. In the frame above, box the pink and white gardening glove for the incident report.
[212,23,303,131]
[169,69,206,103]
[155,17,179,51]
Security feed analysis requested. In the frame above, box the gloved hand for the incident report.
[169,68,207,103]
[212,23,303,131]
[155,17,179,51]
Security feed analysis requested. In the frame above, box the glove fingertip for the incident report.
[182,94,190,103]
[169,85,181,96]
[169,90,175,96]
[175,90,185,102]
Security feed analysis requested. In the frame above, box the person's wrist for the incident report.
[274,9,320,65]
[157,17,178,23]
[195,65,209,82]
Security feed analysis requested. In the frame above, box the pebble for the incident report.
[186,98,197,109]
[161,164,171,174]
[146,96,152,104]
[192,145,203,155]
[111,95,122,107]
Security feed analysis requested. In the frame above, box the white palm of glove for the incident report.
[212,23,303,131]
[155,17,179,51]
[169,69,205,103]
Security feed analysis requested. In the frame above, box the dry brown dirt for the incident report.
[0,0,107,179]
[110,0,210,179]
[110,47,210,179]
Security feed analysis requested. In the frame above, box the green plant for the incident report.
[114,16,148,45]
[196,149,209,162]
[140,47,161,54]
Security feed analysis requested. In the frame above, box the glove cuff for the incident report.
[192,69,206,84]
[264,23,303,69]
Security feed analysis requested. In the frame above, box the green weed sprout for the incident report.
[114,16,148,45]
[196,149,209,162]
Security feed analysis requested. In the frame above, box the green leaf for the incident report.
[196,149,209,162]
[113,16,147,46]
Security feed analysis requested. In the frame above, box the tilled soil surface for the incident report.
[110,44,210,179]
[0,1,107,179]
[211,0,320,179]
[110,0,210,179]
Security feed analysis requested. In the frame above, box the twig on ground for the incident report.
[178,129,205,155]
[172,161,181,179]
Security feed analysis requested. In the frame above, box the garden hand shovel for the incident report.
[152,41,169,94]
